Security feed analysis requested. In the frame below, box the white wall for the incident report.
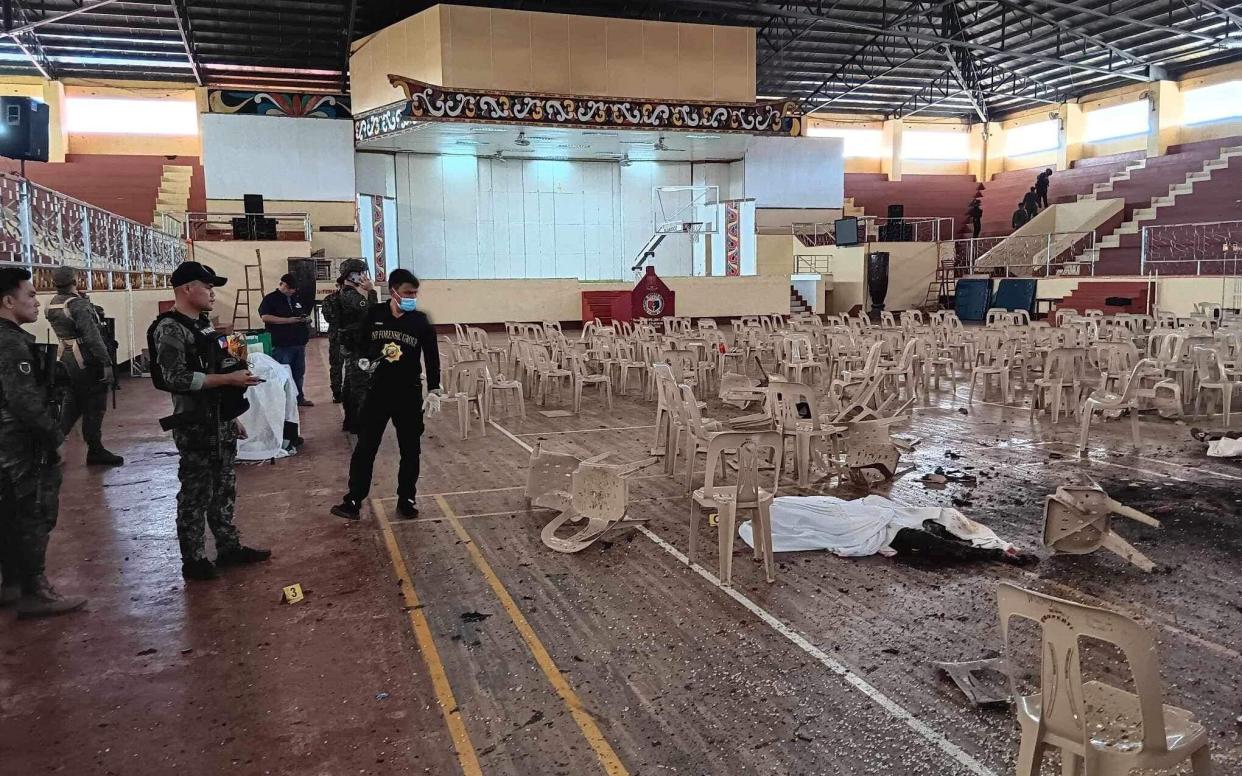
[202,115,356,201]
[392,154,732,280]
[743,136,845,208]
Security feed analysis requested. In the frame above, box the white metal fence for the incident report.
[1140,219,1242,277]
[0,173,189,291]
[946,230,1098,277]
[788,216,955,246]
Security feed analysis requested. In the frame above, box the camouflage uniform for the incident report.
[337,284,376,432]
[151,314,243,562]
[45,290,115,457]
[0,319,65,591]
[321,290,343,401]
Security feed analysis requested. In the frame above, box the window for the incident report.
[1182,81,1242,125]
[1005,119,1058,156]
[65,97,198,135]
[902,129,969,160]
[1084,100,1150,142]
[805,125,883,157]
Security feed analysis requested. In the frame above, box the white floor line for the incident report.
[489,418,995,776]
[636,525,996,776]
[517,424,656,436]
[490,419,534,451]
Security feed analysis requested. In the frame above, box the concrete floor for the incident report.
[2,337,1240,775]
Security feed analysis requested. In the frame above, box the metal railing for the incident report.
[181,211,313,242]
[0,173,188,291]
[789,216,955,247]
[794,254,832,274]
[948,230,1098,277]
[1140,219,1242,277]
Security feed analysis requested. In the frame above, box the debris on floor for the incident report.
[934,658,1012,706]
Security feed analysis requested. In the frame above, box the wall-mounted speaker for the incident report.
[0,96,49,163]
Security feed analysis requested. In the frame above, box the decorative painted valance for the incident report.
[364,75,800,140]
[208,90,351,119]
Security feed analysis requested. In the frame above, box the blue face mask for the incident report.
[396,296,418,312]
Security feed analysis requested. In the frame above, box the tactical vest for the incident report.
[146,311,249,428]
[45,294,99,370]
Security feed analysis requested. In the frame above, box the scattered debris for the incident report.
[460,611,492,622]
[935,658,1012,706]
[135,648,157,657]
[375,692,389,701]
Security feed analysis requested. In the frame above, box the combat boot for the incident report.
[181,558,219,581]
[215,546,272,567]
[331,496,361,520]
[0,583,21,607]
[16,576,86,619]
[86,447,125,466]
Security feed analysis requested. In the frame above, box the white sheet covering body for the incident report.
[1207,437,1242,457]
[738,495,1014,557]
[236,352,300,461]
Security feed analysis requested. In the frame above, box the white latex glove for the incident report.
[422,391,443,415]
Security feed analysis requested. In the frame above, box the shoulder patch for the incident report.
[18,361,31,374]
[360,299,368,307]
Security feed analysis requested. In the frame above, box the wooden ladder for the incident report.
[231,249,265,332]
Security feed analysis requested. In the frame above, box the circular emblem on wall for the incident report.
[642,292,665,317]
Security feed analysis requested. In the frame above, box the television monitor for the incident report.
[834,216,861,247]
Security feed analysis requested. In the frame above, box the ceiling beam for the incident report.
[3,0,53,79]
[799,0,957,110]
[684,0,1154,81]
[1192,0,1242,32]
[987,0,1149,68]
[167,0,203,86]
[341,0,357,92]
[1023,0,1224,45]
[2,0,123,38]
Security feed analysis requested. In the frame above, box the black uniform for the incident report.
[337,284,377,432]
[1011,206,1029,231]
[344,302,440,504]
[1022,188,1040,219]
[1035,170,1052,209]
[966,201,983,240]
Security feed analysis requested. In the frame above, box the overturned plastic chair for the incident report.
[997,582,1212,776]
[1043,484,1162,572]
[539,452,654,553]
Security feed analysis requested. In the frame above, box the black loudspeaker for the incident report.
[243,193,265,214]
[887,203,904,220]
[286,258,318,310]
[867,251,890,315]
[0,96,49,162]
[231,215,278,240]
[834,216,860,247]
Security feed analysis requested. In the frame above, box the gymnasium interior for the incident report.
[3,1,1242,774]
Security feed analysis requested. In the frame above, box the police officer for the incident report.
[45,265,123,466]
[321,280,344,403]
[336,259,377,433]
[966,198,983,240]
[1035,168,1053,210]
[0,266,86,618]
[149,261,271,582]
[331,269,441,520]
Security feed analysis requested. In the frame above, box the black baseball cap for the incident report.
[171,261,227,288]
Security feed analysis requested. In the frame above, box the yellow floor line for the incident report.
[373,498,484,776]
[434,494,630,776]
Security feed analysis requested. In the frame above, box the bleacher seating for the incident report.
[976,152,1144,237]
[843,173,979,235]
[0,154,205,226]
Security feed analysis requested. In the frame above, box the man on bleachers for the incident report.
[1012,201,1029,231]
[1035,168,1053,209]
[1022,186,1040,220]
[966,198,983,239]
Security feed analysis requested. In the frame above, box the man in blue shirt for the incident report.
[258,273,313,407]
